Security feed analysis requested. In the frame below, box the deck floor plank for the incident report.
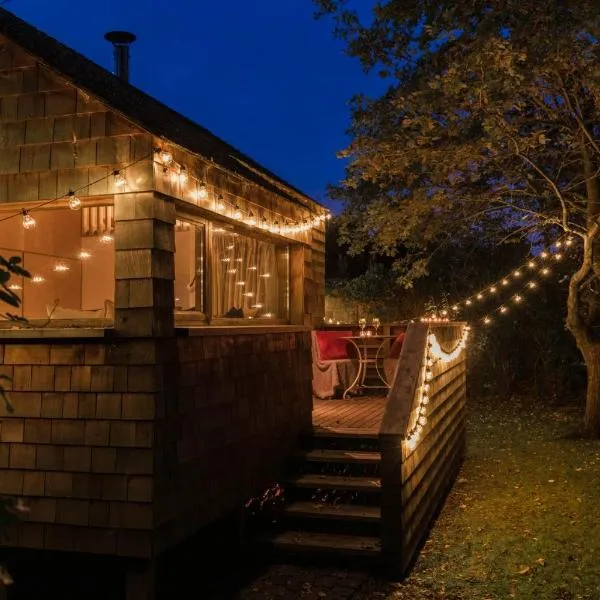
[312,396,387,433]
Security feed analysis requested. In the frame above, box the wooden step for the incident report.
[302,449,381,464]
[284,473,381,492]
[284,501,381,522]
[312,426,379,440]
[266,531,381,557]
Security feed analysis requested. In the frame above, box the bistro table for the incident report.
[343,334,397,399]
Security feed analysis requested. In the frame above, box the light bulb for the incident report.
[514,295,523,303]
[500,306,508,313]
[541,268,550,275]
[514,270,522,277]
[466,299,472,306]
[160,150,173,166]
[528,281,537,288]
[554,253,562,261]
[113,170,127,188]
[198,182,208,199]
[452,305,459,311]
[178,167,188,185]
[32,275,44,284]
[477,293,484,300]
[502,279,509,286]
[540,251,548,259]
[233,206,243,220]
[67,192,81,210]
[216,195,225,212]
[53,263,70,272]
[489,286,497,293]
[78,250,92,260]
[100,234,113,244]
[22,210,36,230]
[260,273,271,278]
[484,317,492,324]
[528,261,536,268]
[8,283,21,291]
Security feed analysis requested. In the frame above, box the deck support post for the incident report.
[126,559,156,600]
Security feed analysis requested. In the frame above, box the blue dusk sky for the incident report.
[6,0,383,211]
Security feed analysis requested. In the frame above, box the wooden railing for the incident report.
[379,322,468,579]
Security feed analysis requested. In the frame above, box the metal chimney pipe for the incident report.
[104,31,137,82]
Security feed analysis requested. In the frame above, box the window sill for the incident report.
[176,324,310,336]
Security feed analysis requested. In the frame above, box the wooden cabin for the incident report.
[0,8,326,597]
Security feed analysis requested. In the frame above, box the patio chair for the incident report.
[311,330,358,399]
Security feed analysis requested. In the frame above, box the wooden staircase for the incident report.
[262,428,383,563]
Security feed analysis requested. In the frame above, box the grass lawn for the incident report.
[361,397,600,600]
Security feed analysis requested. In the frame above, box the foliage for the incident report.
[355,397,600,599]
[315,0,600,435]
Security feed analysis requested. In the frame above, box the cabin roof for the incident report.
[0,8,318,209]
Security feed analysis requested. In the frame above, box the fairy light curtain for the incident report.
[210,229,287,319]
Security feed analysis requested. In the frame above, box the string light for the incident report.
[67,191,81,210]
[405,325,469,451]
[100,234,113,244]
[32,275,44,284]
[178,166,188,185]
[78,251,92,260]
[198,182,208,199]
[113,170,127,188]
[22,210,35,230]
[53,264,70,272]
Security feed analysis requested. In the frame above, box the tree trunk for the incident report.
[568,316,600,437]
[581,341,600,437]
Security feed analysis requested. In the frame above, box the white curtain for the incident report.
[211,230,284,319]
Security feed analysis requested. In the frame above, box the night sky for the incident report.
[6,0,382,210]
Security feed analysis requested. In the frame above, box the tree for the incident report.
[314,0,600,435]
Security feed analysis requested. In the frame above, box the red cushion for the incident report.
[316,330,353,360]
[389,332,406,359]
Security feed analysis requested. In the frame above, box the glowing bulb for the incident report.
[554,253,562,261]
[178,167,188,185]
[221,257,231,263]
[113,170,127,188]
[418,415,428,427]
[484,317,492,324]
[246,211,257,226]
[78,250,92,260]
[477,293,484,300]
[197,182,208,199]
[22,210,35,230]
[528,281,537,288]
[540,251,549,259]
[100,234,113,244]
[452,305,459,311]
[67,191,81,210]
[8,283,21,291]
[465,299,472,306]
[227,269,237,274]
[554,241,563,248]
[528,261,536,268]
[32,275,44,284]
[489,286,497,293]
[160,150,173,166]
[514,270,522,277]
[514,295,523,303]
[53,263,70,272]
[226,244,235,250]
[566,238,574,246]
[216,195,225,212]
[252,304,263,309]
[502,279,509,286]
[500,306,508,313]
[263,313,273,318]
[248,266,258,271]
[541,267,550,275]
[233,206,243,220]
[243,292,254,297]
[236,281,246,286]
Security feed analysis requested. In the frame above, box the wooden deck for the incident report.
[312,395,388,434]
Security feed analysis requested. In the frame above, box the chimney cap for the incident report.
[104,31,137,45]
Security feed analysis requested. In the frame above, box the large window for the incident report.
[0,206,114,322]
[174,219,290,323]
